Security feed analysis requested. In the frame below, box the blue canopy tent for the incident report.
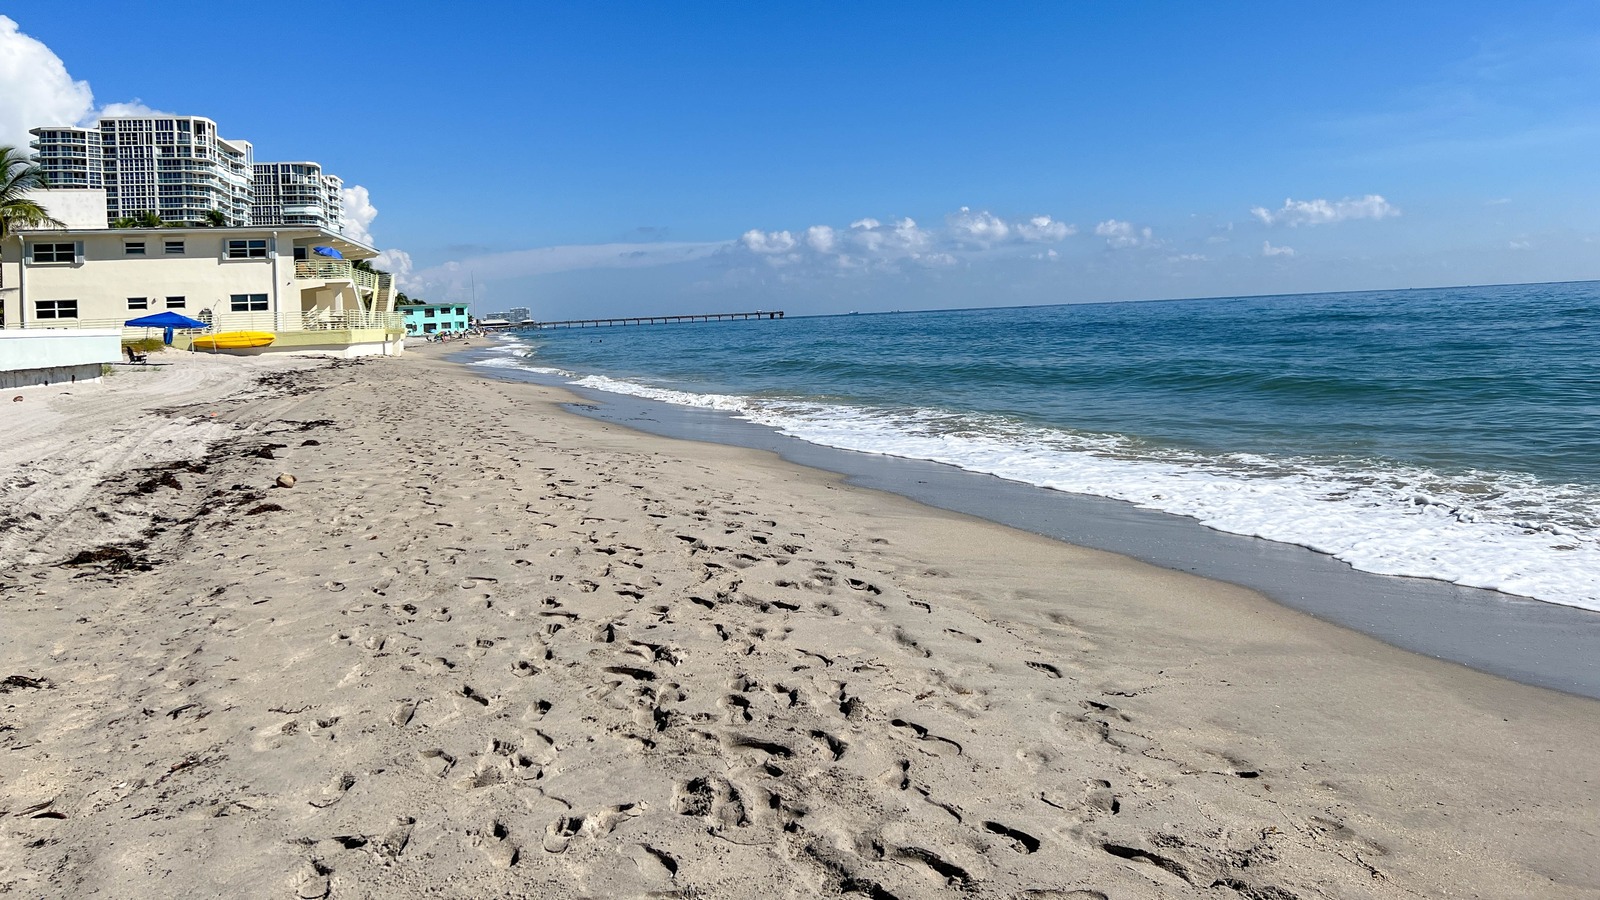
[125,310,209,346]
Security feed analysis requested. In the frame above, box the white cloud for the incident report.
[1261,241,1296,257]
[804,224,836,253]
[97,100,174,119]
[849,216,933,257]
[740,229,798,254]
[948,207,1010,244]
[372,248,415,288]
[340,184,379,245]
[1170,253,1207,262]
[1508,239,1532,250]
[1095,219,1154,249]
[1251,194,1400,227]
[1017,214,1075,242]
[0,16,93,147]
[947,208,1074,245]
[914,252,958,267]
[1032,249,1060,261]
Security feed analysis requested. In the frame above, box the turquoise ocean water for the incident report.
[476,281,1600,612]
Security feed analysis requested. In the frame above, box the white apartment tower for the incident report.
[28,126,103,189]
[30,115,347,233]
[252,162,346,232]
[31,116,255,226]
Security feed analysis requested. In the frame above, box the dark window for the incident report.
[229,293,268,311]
[225,239,267,259]
[164,240,184,255]
[125,241,146,256]
[128,297,149,310]
[166,296,186,308]
[32,242,75,263]
[35,299,78,319]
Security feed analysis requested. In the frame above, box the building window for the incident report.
[229,293,268,312]
[35,299,79,319]
[128,297,149,310]
[164,240,184,255]
[32,242,76,263]
[166,296,186,308]
[423,323,437,333]
[225,239,267,259]
[423,309,435,318]
[455,307,466,315]
[125,241,146,256]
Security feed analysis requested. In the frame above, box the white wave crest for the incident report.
[486,357,1600,611]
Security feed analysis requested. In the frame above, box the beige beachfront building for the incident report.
[1,190,404,356]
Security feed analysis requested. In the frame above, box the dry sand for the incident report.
[1,346,1597,899]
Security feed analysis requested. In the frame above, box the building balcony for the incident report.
[295,258,381,291]
[294,260,395,309]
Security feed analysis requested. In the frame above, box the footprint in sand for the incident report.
[294,859,331,899]
[475,820,519,868]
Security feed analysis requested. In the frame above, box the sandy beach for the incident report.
[2,346,1597,899]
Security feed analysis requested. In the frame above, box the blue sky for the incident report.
[4,2,1598,315]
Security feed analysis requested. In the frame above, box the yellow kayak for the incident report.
[193,331,276,350]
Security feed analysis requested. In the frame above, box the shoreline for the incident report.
[457,344,1600,700]
[2,347,1598,897]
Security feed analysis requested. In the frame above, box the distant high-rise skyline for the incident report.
[29,114,350,236]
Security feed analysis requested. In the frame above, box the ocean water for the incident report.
[475,282,1600,612]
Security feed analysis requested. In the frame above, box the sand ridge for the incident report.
[1,349,1597,898]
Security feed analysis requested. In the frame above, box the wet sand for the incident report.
[1,347,1597,898]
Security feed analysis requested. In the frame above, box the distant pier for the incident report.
[517,310,784,330]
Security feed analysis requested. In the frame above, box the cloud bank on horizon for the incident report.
[399,196,1405,309]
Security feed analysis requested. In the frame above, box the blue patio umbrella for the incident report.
[125,310,209,346]
[312,246,344,259]
[125,311,208,329]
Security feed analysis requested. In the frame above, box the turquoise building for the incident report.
[400,302,471,336]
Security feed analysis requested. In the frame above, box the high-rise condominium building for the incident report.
[28,126,102,189]
[32,116,254,226]
[252,162,346,232]
[29,115,348,234]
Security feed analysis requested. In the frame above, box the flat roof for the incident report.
[16,225,377,257]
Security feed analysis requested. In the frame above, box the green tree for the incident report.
[134,210,163,228]
[203,209,226,227]
[111,216,137,228]
[0,145,64,299]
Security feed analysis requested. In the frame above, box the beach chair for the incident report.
[123,345,148,364]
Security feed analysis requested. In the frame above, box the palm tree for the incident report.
[203,209,226,227]
[111,216,137,228]
[1,145,64,297]
[134,210,163,228]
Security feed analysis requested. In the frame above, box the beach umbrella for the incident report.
[125,310,210,347]
[312,246,344,259]
[125,311,208,329]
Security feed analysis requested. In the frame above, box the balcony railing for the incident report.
[301,309,406,331]
[294,259,381,293]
